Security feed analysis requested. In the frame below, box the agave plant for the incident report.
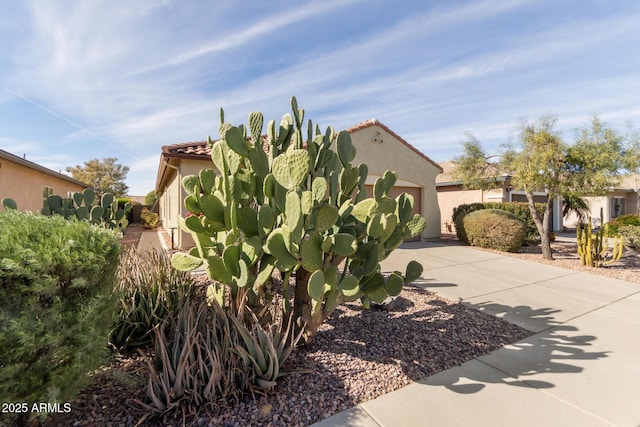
[110,248,201,351]
[230,305,303,390]
[137,299,248,418]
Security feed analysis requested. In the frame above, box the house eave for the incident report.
[0,149,89,188]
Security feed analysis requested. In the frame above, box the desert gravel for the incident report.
[40,234,639,426]
[42,285,530,427]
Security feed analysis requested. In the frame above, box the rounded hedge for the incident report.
[0,211,120,424]
[462,209,527,252]
[452,203,485,243]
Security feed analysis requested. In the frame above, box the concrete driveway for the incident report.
[314,241,640,427]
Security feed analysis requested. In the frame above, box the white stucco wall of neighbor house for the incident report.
[349,122,442,239]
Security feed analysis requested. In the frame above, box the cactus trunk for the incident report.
[576,209,624,268]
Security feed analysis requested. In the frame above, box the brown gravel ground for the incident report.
[39,231,638,426]
[42,286,531,427]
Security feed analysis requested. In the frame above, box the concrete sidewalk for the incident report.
[137,228,169,253]
[313,241,640,427]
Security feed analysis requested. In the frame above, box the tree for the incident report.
[144,190,159,206]
[66,158,129,198]
[451,132,501,190]
[171,97,425,344]
[454,114,629,260]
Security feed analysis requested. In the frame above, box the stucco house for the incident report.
[155,119,442,249]
[0,149,88,212]
[563,174,640,228]
[436,160,563,232]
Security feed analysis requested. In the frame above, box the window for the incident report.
[43,186,53,208]
[611,196,625,219]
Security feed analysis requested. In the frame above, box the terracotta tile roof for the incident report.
[161,141,212,158]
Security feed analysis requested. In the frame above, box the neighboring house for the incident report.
[0,149,88,212]
[563,174,640,228]
[436,160,562,232]
[155,119,442,249]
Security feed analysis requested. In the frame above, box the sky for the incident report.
[1,0,639,196]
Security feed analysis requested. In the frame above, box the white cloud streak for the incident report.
[1,0,639,194]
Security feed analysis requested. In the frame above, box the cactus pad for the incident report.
[308,270,325,301]
[199,169,216,194]
[300,233,323,271]
[338,275,360,297]
[332,233,357,256]
[249,112,264,147]
[404,260,423,284]
[314,205,339,233]
[337,131,355,166]
[82,188,95,206]
[351,198,376,223]
[200,194,226,224]
[272,149,310,190]
[225,126,249,156]
[312,176,328,202]
[265,229,299,269]
[171,252,204,271]
[385,272,404,296]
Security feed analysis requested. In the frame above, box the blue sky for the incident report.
[1,0,639,195]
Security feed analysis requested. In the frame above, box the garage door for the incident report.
[364,185,422,242]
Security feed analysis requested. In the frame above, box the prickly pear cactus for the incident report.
[172,97,426,343]
[39,189,130,231]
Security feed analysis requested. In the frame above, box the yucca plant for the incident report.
[110,248,201,351]
[230,305,303,389]
[137,299,248,420]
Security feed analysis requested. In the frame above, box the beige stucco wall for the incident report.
[350,125,441,239]
[436,186,509,233]
[158,158,212,249]
[0,158,86,212]
[437,186,487,232]
[564,192,639,229]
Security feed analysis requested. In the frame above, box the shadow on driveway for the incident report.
[424,300,608,394]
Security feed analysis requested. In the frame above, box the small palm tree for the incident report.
[562,193,590,223]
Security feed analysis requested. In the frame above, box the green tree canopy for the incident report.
[454,114,636,260]
[66,157,129,198]
[144,190,159,206]
[450,132,502,190]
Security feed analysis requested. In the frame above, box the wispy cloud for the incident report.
[133,0,367,74]
[1,1,639,194]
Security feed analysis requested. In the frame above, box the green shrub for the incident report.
[453,202,544,245]
[141,208,160,229]
[110,248,201,351]
[607,214,640,234]
[484,202,543,245]
[619,225,640,251]
[452,203,485,243]
[462,209,527,252]
[0,211,120,424]
[144,190,159,206]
